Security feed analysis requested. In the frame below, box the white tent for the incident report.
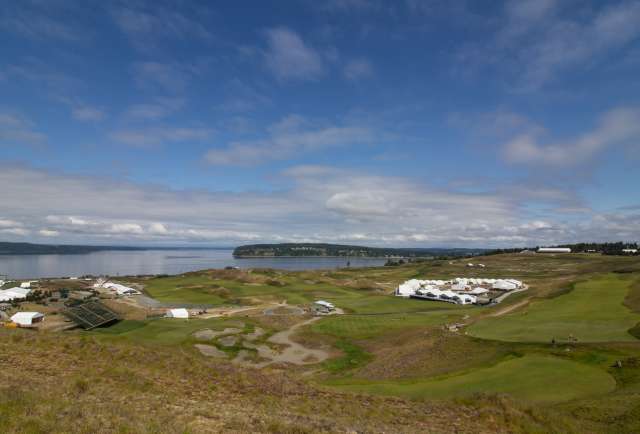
[0,287,30,302]
[439,290,457,300]
[167,308,189,319]
[396,279,422,297]
[453,294,477,305]
[315,300,335,309]
[101,282,141,295]
[11,312,44,326]
[471,287,489,295]
[505,279,523,288]
[20,281,34,289]
[493,280,517,291]
[451,283,468,291]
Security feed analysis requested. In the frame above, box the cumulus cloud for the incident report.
[205,115,371,165]
[503,106,640,166]
[263,27,325,81]
[0,164,637,247]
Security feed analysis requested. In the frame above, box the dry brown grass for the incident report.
[0,328,573,434]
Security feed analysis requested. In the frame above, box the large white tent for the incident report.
[11,311,44,326]
[471,287,489,295]
[0,287,30,302]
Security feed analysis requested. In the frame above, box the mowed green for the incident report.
[468,274,640,343]
[93,317,237,345]
[311,310,464,340]
[329,355,616,404]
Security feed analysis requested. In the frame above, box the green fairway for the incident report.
[310,310,464,340]
[329,355,616,404]
[468,274,640,343]
[93,317,239,345]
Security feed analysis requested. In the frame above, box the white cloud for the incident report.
[344,58,374,80]
[0,219,22,228]
[0,228,29,236]
[0,164,637,247]
[38,229,59,237]
[503,106,640,166]
[263,27,325,81]
[458,0,640,89]
[0,112,46,147]
[111,127,213,148]
[111,5,212,51]
[126,98,185,120]
[133,62,193,94]
[205,115,371,165]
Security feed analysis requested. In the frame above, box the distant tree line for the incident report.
[233,243,489,258]
[484,242,639,256]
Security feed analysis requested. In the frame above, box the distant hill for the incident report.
[0,241,145,255]
[233,243,489,258]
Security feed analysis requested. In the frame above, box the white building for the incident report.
[11,311,44,326]
[0,287,31,302]
[538,247,571,253]
[622,249,638,254]
[166,308,189,319]
[20,281,34,289]
[471,287,489,295]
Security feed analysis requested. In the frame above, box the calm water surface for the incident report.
[0,249,387,279]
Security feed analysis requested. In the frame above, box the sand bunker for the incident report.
[219,335,238,347]
[243,327,265,341]
[233,317,328,368]
[194,344,227,358]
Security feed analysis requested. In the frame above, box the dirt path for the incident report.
[489,298,531,317]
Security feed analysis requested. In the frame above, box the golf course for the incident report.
[3,252,640,433]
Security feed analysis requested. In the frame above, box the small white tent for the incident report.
[471,287,489,295]
[11,312,44,326]
[167,308,189,319]
[493,280,517,291]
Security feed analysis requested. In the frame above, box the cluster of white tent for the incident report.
[0,287,31,302]
[396,277,524,305]
[94,280,141,296]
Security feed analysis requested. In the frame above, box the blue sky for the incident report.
[1,0,639,247]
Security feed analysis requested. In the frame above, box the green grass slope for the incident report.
[329,355,616,404]
[468,274,640,343]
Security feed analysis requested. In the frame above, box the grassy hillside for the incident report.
[328,355,616,403]
[3,252,640,433]
[468,274,640,342]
